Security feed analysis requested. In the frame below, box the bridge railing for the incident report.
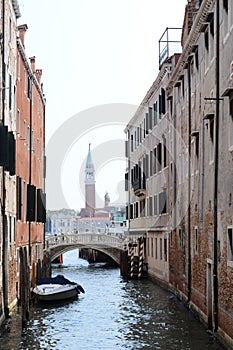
[45,233,126,250]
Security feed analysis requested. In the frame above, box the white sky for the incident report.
[18,0,187,211]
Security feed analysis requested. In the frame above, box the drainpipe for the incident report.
[28,78,33,263]
[213,0,220,332]
[200,112,205,222]
[187,58,192,302]
[43,103,46,250]
[1,0,9,318]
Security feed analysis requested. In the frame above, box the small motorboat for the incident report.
[33,274,85,302]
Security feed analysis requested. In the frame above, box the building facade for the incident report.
[0,0,21,322]
[125,0,233,347]
[16,25,46,290]
[0,0,46,324]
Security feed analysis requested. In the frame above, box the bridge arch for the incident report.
[45,233,126,266]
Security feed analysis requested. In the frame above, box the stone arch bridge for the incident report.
[45,233,127,265]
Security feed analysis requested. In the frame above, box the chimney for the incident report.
[35,69,43,85]
[17,24,28,47]
[29,56,36,73]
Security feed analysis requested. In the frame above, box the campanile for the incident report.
[85,143,96,217]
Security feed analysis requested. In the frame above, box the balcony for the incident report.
[159,27,182,68]
[132,176,146,198]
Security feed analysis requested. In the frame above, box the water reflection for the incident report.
[0,251,225,350]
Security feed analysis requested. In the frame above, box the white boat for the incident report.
[33,275,85,302]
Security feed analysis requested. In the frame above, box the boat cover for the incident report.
[37,275,77,286]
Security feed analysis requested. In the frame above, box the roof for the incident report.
[86,143,94,167]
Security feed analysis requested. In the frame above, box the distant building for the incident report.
[49,213,78,235]
[79,144,126,236]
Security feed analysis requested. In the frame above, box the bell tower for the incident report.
[85,143,96,217]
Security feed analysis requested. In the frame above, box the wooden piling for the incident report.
[19,247,30,327]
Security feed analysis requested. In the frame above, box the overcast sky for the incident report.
[18,0,187,210]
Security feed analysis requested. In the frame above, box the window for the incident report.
[130,204,133,219]
[23,181,27,221]
[17,110,20,135]
[145,113,149,134]
[17,53,20,79]
[151,238,154,258]
[153,102,157,126]
[195,47,199,71]
[204,29,209,69]
[209,17,214,60]
[145,154,149,178]
[153,147,157,174]
[159,190,167,214]
[28,126,30,149]
[209,118,214,162]
[140,199,145,217]
[154,195,158,215]
[155,238,158,259]
[130,134,133,152]
[16,177,22,220]
[149,196,153,216]
[227,227,233,261]
[9,215,12,242]
[163,136,167,168]
[28,77,32,99]
[194,226,198,254]
[135,202,139,218]
[223,0,229,37]
[192,132,199,171]
[146,198,149,216]
[31,130,34,151]
[23,120,26,146]
[125,172,128,191]
[157,143,162,172]
[160,238,163,260]
[150,150,153,176]
[195,133,199,159]
[161,88,166,115]
[164,238,167,261]
[223,0,228,14]
[229,99,233,149]
[148,107,153,130]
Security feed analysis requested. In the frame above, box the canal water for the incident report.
[1,250,225,350]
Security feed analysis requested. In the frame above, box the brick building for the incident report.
[0,0,46,324]
[16,25,46,290]
[125,0,233,347]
